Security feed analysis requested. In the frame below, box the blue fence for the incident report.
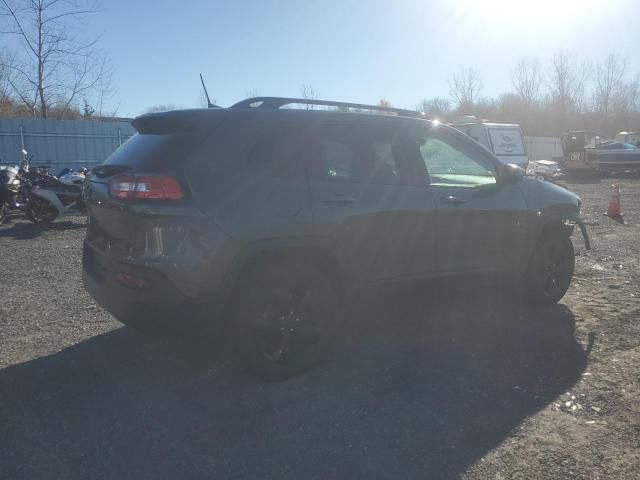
[0,118,136,172]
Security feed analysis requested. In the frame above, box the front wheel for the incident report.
[522,230,575,306]
[26,196,58,224]
[232,263,342,380]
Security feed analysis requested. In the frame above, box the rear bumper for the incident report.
[82,240,220,335]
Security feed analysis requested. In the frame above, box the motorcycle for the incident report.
[26,168,87,223]
[0,165,21,223]
[0,151,34,224]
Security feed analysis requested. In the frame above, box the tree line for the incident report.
[419,52,640,137]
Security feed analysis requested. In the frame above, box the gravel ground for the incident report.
[0,177,639,479]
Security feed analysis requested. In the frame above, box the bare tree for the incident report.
[145,104,178,114]
[613,75,640,114]
[417,97,451,119]
[511,56,542,105]
[449,67,483,113]
[299,84,318,109]
[593,54,628,122]
[547,51,589,112]
[611,74,640,132]
[0,0,112,119]
[0,52,11,98]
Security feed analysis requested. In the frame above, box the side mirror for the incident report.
[498,163,525,187]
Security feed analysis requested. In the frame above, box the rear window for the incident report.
[488,128,525,155]
[103,133,196,172]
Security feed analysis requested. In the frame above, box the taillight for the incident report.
[108,175,183,200]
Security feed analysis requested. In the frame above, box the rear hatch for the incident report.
[84,110,226,260]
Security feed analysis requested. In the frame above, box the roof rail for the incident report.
[230,97,426,118]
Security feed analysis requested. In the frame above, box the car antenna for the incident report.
[199,73,217,108]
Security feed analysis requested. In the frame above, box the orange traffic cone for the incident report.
[604,184,624,223]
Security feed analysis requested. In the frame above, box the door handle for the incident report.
[440,196,466,205]
[319,195,356,206]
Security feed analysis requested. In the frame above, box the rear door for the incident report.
[416,126,528,273]
[309,119,438,283]
[184,113,314,246]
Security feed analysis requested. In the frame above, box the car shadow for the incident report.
[0,285,589,480]
[0,219,85,239]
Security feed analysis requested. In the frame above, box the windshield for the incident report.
[597,141,640,150]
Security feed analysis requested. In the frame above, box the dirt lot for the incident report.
[1,177,639,479]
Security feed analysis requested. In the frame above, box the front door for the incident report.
[416,127,528,274]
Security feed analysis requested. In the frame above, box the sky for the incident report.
[68,0,640,116]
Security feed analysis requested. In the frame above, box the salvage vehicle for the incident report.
[450,117,529,170]
[615,131,640,147]
[592,140,640,172]
[82,97,590,379]
[561,130,640,174]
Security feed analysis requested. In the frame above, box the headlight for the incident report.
[12,179,19,185]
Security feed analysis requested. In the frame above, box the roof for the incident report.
[131,99,434,134]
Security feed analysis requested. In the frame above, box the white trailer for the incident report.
[450,117,529,170]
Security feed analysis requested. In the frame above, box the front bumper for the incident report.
[82,240,219,335]
[575,219,591,250]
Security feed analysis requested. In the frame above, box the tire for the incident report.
[522,230,575,306]
[26,197,58,224]
[0,201,7,224]
[232,262,342,380]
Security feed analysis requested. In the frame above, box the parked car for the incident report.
[82,97,590,379]
[561,131,640,174]
[615,131,640,148]
[450,117,529,170]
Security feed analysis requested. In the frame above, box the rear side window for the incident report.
[311,124,412,186]
[239,125,310,178]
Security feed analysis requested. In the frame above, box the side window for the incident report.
[312,125,409,186]
[241,125,309,178]
[419,137,496,187]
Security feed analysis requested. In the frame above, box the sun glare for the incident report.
[451,0,599,27]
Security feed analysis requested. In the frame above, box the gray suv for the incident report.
[82,97,590,378]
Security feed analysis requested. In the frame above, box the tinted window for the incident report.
[104,133,196,171]
[240,125,310,178]
[312,124,411,186]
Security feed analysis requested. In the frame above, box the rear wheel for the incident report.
[26,196,58,224]
[232,263,342,380]
[523,230,575,306]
